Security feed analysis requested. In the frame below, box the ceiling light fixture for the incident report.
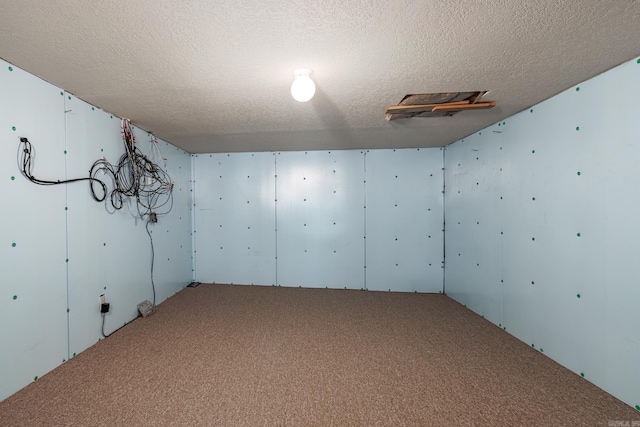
[291,68,315,102]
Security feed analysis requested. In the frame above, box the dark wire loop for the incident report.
[19,121,171,320]
[19,137,108,201]
[18,122,173,219]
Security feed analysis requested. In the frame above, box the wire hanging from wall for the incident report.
[18,137,108,199]
[19,118,174,220]
[89,119,174,220]
[18,118,174,314]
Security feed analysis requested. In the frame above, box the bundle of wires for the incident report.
[19,119,174,311]
[19,120,173,219]
[89,119,174,218]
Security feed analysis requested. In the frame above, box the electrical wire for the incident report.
[19,121,174,220]
[88,119,174,218]
[101,312,110,338]
[145,219,157,307]
[101,311,126,338]
[19,118,173,328]
[18,137,108,201]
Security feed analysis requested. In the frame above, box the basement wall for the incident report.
[0,59,193,401]
[193,148,445,292]
[444,56,640,410]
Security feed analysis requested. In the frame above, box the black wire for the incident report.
[19,138,108,201]
[145,219,157,307]
[88,141,174,217]
[19,122,174,220]
[101,311,127,338]
[19,121,171,330]
[101,312,111,338]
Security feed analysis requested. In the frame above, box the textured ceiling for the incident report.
[0,1,639,154]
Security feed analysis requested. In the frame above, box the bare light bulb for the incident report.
[291,68,315,102]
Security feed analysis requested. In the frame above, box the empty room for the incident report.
[1,1,639,425]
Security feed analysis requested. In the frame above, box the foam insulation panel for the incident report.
[444,56,640,410]
[0,59,193,402]
[193,148,446,292]
[276,150,366,289]
[0,59,68,402]
[193,152,277,286]
[65,97,193,356]
[365,148,444,292]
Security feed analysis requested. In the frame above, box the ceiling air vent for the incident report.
[385,91,495,121]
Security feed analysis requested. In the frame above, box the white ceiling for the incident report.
[1,1,639,154]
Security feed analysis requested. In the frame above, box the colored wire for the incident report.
[19,124,173,221]
[19,118,173,325]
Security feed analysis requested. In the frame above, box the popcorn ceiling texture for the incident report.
[0,0,638,153]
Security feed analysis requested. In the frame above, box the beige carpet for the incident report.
[0,284,638,426]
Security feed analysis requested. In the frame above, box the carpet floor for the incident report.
[0,284,638,426]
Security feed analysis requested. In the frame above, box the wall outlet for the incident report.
[99,294,105,310]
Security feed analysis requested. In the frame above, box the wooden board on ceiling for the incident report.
[385,91,494,121]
